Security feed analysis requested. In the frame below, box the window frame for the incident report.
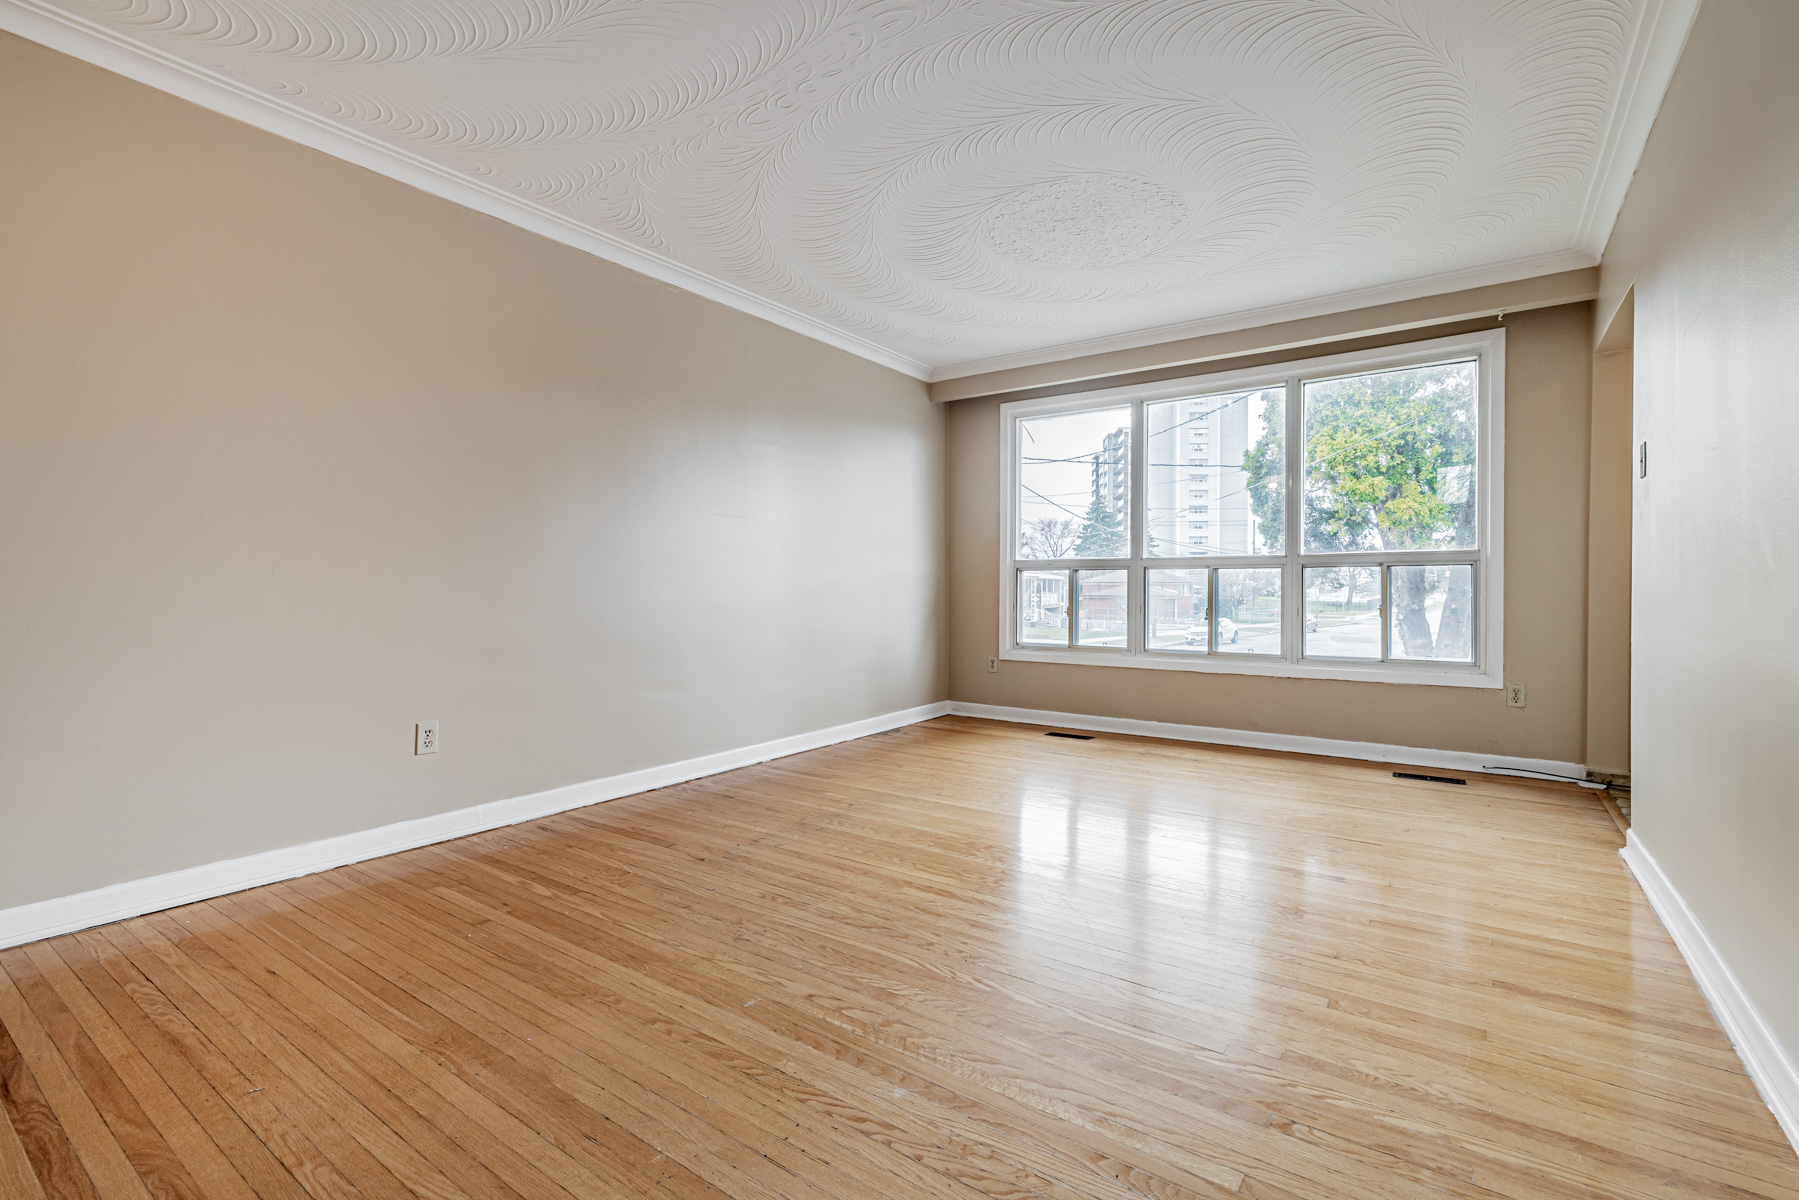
[998,329,1505,688]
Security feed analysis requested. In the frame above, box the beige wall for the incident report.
[1586,330,1634,777]
[0,32,943,911]
[947,303,1594,764]
[1600,0,1799,1060]
[928,269,1599,404]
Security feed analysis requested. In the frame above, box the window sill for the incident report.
[999,646,1501,688]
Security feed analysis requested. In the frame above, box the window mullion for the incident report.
[1380,563,1392,661]
[1469,560,1479,671]
[1283,376,1302,662]
[1130,398,1147,655]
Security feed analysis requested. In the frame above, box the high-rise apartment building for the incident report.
[1091,425,1129,516]
[1145,390,1263,556]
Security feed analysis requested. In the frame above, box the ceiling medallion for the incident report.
[982,175,1191,269]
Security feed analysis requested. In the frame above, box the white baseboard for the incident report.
[947,701,1590,782]
[0,698,1598,952]
[0,701,951,951]
[1621,831,1799,1153]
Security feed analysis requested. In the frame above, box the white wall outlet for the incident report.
[1505,684,1527,709]
[415,720,439,754]
[987,655,999,673]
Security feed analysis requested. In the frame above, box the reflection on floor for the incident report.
[1,715,1793,1199]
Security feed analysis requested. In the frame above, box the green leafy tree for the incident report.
[1300,364,1477,657]
[1073,495,1126,557]
[1241,409,1287,555]
[1304,369,1474,549]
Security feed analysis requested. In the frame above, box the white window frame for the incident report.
[998,329,1505,688]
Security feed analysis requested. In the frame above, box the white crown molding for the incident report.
[0,0,935,382]
[947,702,1590,783]
[925,249,1597,383]
[0,700,951,950]
[1621,830,1799,1154]
[4,0,1674,385]
[1575,0,1702,256]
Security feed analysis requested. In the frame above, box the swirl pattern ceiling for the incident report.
[17,0,1663,376]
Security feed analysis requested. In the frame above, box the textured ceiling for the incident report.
[10,0,1679,378]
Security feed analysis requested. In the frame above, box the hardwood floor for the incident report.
[1,715,1794,1199]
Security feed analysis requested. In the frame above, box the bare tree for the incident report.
[1021,517,1080,560]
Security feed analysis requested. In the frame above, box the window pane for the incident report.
[1303,566,1381,660]
[1215,568,1282,655]
[1018,570,1069,646]
[1302,360,1477,553]
[1073,570,1127,647]
[1146,569,1208,653]
[1388,564,1474,661]
[1017,407,1130,559]
[1145,388,1283,557]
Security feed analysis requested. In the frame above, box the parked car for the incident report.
[1184,618,1238,645]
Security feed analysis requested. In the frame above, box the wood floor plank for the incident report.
[0,716,1792,1200]
[281,863,1207,1200]
[220,886,742,1200]
[0,1023,52,1200]
[546,827,1784,1194]
[20,940,263,1200]
[354,841,1647,1194]
[51,929,313,1200]
[102,917,417,1200]
[467,780,1784,1180]
[4,944,215,1200]
[0,1008,106,1200]
[0,960,151,1200]
[382,844,1451,1198]
[131,909,514,1200]
[267,875,844,1200]
[81,924,369,1200]
[177,898,615,1197]
[318,873,982,1200]
[220,886,1018,1200]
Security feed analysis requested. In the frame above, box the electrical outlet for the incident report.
[987,655,999,673]
[1505,684,1527,709]
[415,720,439,755]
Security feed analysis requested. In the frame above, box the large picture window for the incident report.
[999,331,1504,686]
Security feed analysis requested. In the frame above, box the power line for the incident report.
[1020,391,1270,465]
[1020,484,1089,521]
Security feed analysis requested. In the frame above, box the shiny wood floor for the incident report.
[2,716,1794,1200]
